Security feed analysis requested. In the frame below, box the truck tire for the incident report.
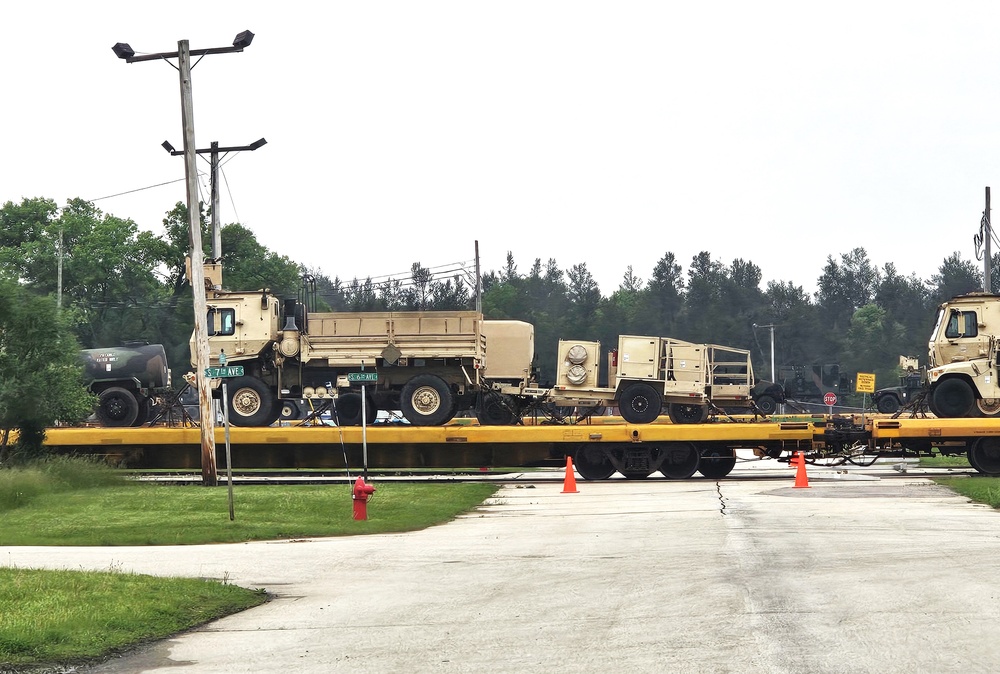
[974,398,1000,417]
[876,394,900,415]
[931,379,975,418]
[667,402,709,424]
[226,377,279,427]
[618,383,662,424]
[401,375,455,426]
[754,394,778,415]
[280,401,301,420]
[97,387,140,427]
[335,392,377,426]
[476,393,516,426]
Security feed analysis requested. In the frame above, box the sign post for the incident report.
[823,391,838,413]
[206,358,242,521]
[856,372,876,421]
[347,366,378,481]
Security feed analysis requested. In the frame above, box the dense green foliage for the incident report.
[0,195,993,407]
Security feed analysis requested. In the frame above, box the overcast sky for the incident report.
[4,2,999,296]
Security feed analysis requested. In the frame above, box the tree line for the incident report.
[0,195,995,440]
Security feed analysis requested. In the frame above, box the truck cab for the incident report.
[927,293,1000,418]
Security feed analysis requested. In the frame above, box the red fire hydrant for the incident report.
[352,476,376,521]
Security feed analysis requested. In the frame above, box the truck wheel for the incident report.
[477,393,515,426]
[618,383,662,424]
[335,392,377,426]
[754,394,777,415]
[226,377,278,426]
[974,398,1000,417]
[97,387,140,427]
[698,447,736,479]
[931,379,975,418]
[401,375,455,426]
[280,401,301,420]
[876,395,900,414]
[667,402,709,424]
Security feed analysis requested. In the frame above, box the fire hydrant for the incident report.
[352,476,376,521]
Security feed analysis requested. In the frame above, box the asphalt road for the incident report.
[4,461,999,673]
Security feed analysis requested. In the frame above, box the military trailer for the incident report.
[81,342,171,426]
[538,336,763,424]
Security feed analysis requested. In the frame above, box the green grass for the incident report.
[0,566,266,667]
[934,476,1000,508]
[919,453,972,468]
[0,457,499,669]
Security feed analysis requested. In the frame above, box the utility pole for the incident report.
[113,31,256,486]
[986,187,992,294]
[162,137,267,263]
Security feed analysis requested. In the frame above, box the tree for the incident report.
[930,252,982,305]
[0,281,94,463]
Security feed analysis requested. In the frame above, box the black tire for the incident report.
[132,396,153,426]
[931,379,975,418]
[225,376,278,427]
[667,402,709,424]
[335,392,377,426]
[974,398,1000,418]
[618,383,663,424]
[97,387,140,427]
[573,446,616,480]
[476,394,516,426]
[698,447,736,479]
[659,443,700,479]
[401,375,455,426]
[755,394,777,415]
[969,437,1000,475]
[876,394,900,415]
[280,401,301,420]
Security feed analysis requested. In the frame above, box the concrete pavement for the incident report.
[4,460,999,673]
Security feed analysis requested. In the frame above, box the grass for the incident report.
[933,476,1000,508]
[919,453,972,468]
[0,457,499,669]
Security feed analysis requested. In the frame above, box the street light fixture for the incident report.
[112,31,255,486]
[161,137,268,260]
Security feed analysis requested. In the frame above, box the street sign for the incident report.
[205,366,244,378]
[823,392,838,406]
[855,372,876,394]
[348,372,378,383]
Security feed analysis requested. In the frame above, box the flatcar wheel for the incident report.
[659,443,700,479]
[698,447,736,479]
[969,437,1000,475]
[574,446,616,480]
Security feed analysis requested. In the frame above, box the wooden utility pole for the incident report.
[986,187,992,294]
[179,40,218,486]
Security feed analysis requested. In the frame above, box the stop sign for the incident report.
[823,392,838,406]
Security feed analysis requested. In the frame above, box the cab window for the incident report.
[208,308,236,336]
[944,310,978,339]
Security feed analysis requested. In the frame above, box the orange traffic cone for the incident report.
[788,452,799,469]
[562,455,579,493]
[793,451,810,488]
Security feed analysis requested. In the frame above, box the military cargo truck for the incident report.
[193,289,536,427]
[81,342,171,426]
[926,293,1000,418]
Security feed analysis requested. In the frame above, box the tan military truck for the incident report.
[192,285,536,427]
[926,292,1000,418]
[543,336,762,423]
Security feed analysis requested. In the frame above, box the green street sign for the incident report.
[205,365,245,378]
[347,372,378,383]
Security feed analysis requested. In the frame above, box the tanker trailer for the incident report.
[80,342,171,426]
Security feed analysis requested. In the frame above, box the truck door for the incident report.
[936,305,988,364]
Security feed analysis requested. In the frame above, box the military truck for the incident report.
[535,336,767,424]
[81,342,171,426]
[193,284,536,427]
[778,363,851,407]
[926,293,1000,418]
[871,356,926,415]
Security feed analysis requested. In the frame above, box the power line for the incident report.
[88,176,195,203]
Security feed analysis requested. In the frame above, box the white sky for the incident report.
[4,2,999,296]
